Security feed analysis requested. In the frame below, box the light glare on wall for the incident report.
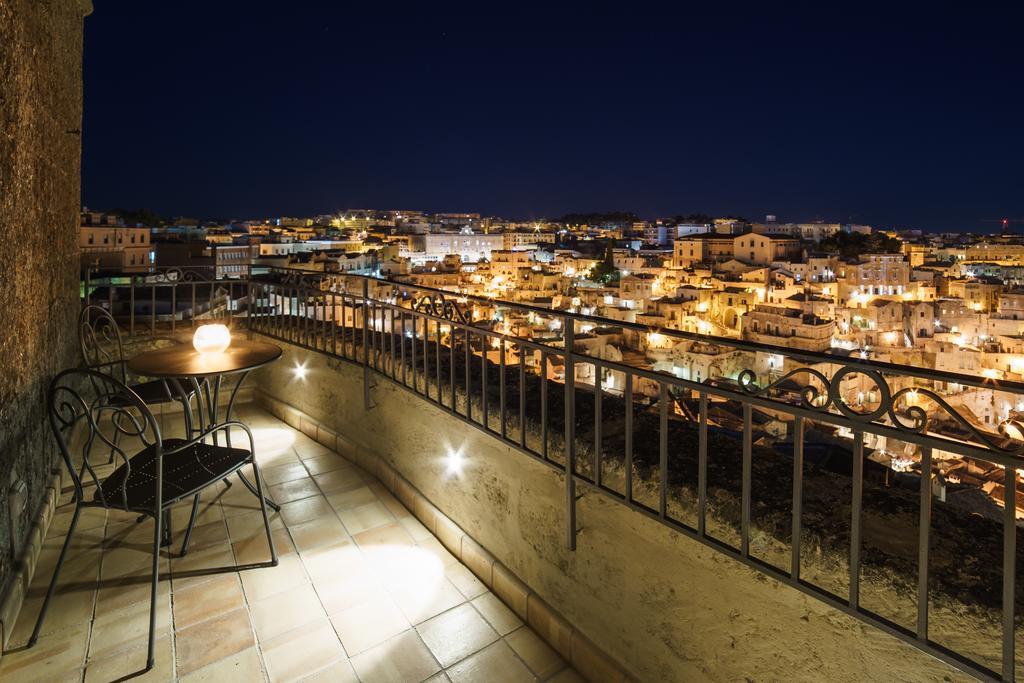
[293,361,308,380]
[446,447,465,476]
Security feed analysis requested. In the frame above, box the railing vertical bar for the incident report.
[465,327,472,422]
[411,315,418,394]
[791,415,804,582]
[1003,464,1016,682]
[149,284,155,335]
[519,356,526,449]
[594,364,602,489]
[659,382,668,520]
[389,306,396,379]
[564,316,576,551]
[741,403,752,557]
[541,351,548,459]
[419,311,427,394]
[916,446,932,642]
[171,283,176,333]
[482,332,489,430]
[400,312,407,386]
[191,282,197,330]
[332,293,338,356]
[435,321,441,405]
[449,326,456,413]
[698,391,708,537]
[625,373,633,504]
[129,278,135,336]
[500,340,507,439]
[362,279,370,410]
[850,430,864,610]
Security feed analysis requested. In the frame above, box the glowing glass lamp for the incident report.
[192,324,231,354]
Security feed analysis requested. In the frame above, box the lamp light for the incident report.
[192,324,231,354]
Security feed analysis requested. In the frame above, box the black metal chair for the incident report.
[78,305,196,428]
[31,368,278,672]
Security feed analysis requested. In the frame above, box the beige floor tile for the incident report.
[250,583,326,642]
[505,626,565,679]
[0,626,88,681]
[353,521,415,549]
[388,575,466,625]
[9,583,96,647]
[268,477,321,504]
[50,506,107,535]
[329,593,410,656]
[233,525,293,564]
[349,629,441,683]
[225,508,284,541]
[378,491,410,519]
[168,497,223,531]
[472,593,523,635]
[178,644,265,682]
[314,468,365,495]
[423,673,451,683]
[84,634,174,683]
[94,572,171,622]
[302,454,351,476]
[445,563,487,599]
[397,515,433,542]
[172,518,230,555]
[261,619,347,683]
[261,462,311,486]
[88,592,172,660]
[299,539,364,584]
[175,607,255,677]
[325,485,377,511]
[293,439,331,460]
[240,553,309,602]
[416,537,459,568]
[288,516,347,552]
[279,495,334,526]
[169,543,235,582]
[445,640,535,683]
[417,603,499,668]
[314,573,387,615]
[297,660,359,682]
[337,501,393,535]
[172,572,245,629]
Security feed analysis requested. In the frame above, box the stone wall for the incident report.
[0,0,90,599]
[252,339,969,682]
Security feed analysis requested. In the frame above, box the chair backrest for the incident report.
[49,367,162,511]
[79,305,127,383]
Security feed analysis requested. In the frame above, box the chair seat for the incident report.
[96,439,250,510]
[114,379,194,406]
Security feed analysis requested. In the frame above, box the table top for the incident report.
[127,340,282,378]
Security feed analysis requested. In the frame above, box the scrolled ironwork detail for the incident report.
[738,367,831,411]
[413,293,469,324]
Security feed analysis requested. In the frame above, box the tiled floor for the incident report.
[1,404,584,682]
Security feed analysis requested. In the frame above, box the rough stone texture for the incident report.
[0,0,88,601]
[252,340,973,682]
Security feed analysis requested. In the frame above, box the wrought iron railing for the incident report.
[87,265,1024,681]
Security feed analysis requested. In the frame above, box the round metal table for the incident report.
[128,339,283,511]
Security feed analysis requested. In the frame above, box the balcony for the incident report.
[15,265,1016,681]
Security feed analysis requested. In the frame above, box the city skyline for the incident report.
[82,3,1024,231]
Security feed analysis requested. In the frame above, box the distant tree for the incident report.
[109,207,164,228]
[818,231,902,258]
[670,213,713,225]
[589,239,621,284]
[556,211,639,227]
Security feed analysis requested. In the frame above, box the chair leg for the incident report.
[146,510,162,672]
[179,494,201,556]
[250,457,278,566]
[29,504,81,647]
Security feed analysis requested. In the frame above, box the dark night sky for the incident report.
[83,3,1023,231]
